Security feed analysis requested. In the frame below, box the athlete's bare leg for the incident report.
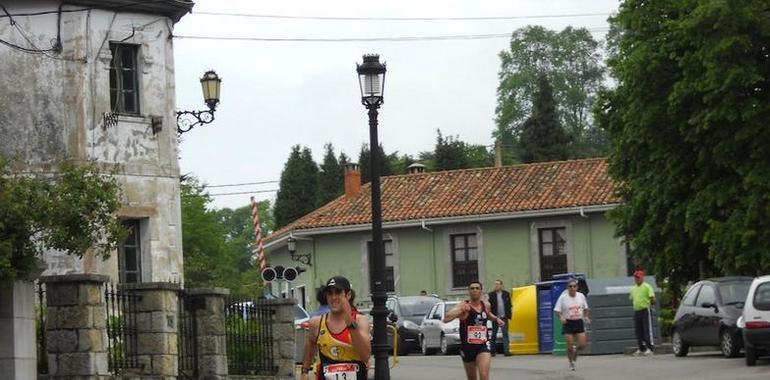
[476,351,492,380]
[564,334,576,363]
[575,332,587,361]
[462,362,478,380]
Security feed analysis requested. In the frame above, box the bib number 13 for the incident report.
[323,363,358,380]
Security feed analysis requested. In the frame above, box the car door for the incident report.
[677,284,701,343]
[693,283,720,345]
[422,304,439,346]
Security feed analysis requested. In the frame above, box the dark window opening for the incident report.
[451,233,478,288]
[539,227,567,281]
[368,240,395,293]
[119,219,142,284]
[109,43,140,114]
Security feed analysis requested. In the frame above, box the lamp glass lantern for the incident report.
[286,236,297,253]
[200,70,222,110]
[356,55,386,107]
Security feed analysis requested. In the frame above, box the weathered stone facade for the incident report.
[0,0,191,282]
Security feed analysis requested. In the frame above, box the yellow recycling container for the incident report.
[508,285,539,354]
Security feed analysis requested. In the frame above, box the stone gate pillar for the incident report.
[186,288,229,380]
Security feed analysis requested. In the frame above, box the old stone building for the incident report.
[0,0,194,283]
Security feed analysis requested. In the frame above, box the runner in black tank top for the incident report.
[444,281,505,380]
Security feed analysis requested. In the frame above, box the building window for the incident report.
[109,43,140,114]
[451,233,478,288]
[539,227,567,280]
[119,220,142,283]
[367,240,395,293]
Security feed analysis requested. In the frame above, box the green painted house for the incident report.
[263,158,626,311]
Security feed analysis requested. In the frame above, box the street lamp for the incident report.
[286,236,312,266]
[356,54,388,380]
[176,70,222,134]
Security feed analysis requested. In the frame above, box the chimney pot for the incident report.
[344,163,361,198]
[407,163,426,174]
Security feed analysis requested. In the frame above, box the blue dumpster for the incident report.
[536,281,555,353]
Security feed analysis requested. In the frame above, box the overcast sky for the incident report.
[173,0,620,210]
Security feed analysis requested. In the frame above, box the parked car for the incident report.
[386,295,440,355]
[672,276,752,358]
[419,300,504,355]
[739,275,770,366]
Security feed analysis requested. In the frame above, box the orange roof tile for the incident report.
[266,158,619,242]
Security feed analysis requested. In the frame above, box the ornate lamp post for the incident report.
[176,70,222,134]
[356,54,388,380]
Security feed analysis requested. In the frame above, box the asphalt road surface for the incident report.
[388,351,769,380]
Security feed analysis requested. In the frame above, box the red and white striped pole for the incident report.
[250,196,267,277]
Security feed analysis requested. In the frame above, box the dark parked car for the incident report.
[672,277,752,358]
[386,295,440,355]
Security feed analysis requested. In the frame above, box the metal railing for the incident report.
[36,282,48,375]
[225,298,277,375]
[178,290,198,380]
[105,282,139,374]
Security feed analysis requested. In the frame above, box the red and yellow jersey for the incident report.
[316,312,367,380]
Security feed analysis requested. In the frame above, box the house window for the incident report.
[451,233,478,288]
[119,220,142,283]
[367,240,395,293]
[539,227,567,280]
[109,43,140,114]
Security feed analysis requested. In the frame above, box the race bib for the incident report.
[323,363,359,380]
[467,325,488,344]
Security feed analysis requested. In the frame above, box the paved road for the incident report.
[388,351,769,380]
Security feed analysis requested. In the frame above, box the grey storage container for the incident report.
[583,276,662,355]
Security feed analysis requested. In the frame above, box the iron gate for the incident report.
[178,290,199,380]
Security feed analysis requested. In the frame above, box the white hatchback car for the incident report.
[740,275,770,366]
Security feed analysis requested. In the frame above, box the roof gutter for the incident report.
[263,203,619,250]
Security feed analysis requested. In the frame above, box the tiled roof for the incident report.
[266,158,619,242]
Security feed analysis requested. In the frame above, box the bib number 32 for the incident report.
[323,363,359,380]
[467,325,488,344]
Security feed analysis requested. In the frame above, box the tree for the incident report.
[358,144,394,184]
[433,130,469,171]
[0,156,125,282]
[318,143,343,205]
[596,0,770,293]
[519,76,571,163]
[496,25,606,158]
[274,146,319,228]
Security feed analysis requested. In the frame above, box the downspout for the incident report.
[421,220,437,295]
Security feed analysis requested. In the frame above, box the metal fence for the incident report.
[104,282,139,374]
[225,298,278,376]
[178,290,198,380]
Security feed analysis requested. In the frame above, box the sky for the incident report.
[173,0,620,210]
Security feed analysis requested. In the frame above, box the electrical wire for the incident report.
[207,180,280,188]
[206,189,279,197]
[190,11,611,21]
[174,28,610,43]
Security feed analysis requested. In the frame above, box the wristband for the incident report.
[301,366,312,374]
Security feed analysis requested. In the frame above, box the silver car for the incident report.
[419,301,504,355]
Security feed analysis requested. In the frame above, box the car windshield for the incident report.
[719,281,751,305]
[444,302,459,314]
[398,297,439,317]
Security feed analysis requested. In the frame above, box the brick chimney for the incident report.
[344,163,361,198]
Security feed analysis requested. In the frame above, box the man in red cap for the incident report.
[629,270,656,356]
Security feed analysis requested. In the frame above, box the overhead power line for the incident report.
[174,27,610,43]
[208,189,279,197]
[207,180,279,188]
[191,11,611,22]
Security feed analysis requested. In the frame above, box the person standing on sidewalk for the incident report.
[488,279,512,356]
[444,281,506,380]
[554,278,591,371]
[630,270,656,356]
[300,276,370,380]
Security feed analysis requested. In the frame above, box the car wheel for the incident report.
[745,345,757,366]
[439,334,450,355]
[672,331,689,357]
[720,330,740,358]
[420,335,435,356]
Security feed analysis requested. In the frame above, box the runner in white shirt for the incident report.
[553,278,591,371]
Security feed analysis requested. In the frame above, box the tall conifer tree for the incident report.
[274,145,319,228]
[318,143,343,205]
[519,76,570,163]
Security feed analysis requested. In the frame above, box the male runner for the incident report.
[300,276,371,380]
[553,278,591,371]
[444,281,505,380]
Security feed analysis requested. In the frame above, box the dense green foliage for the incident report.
[358,143,394,184]
[0,157,125,282]
[496,25,607,161]
[519,76,571,163]
[181,177,272,298]
[318,143,343,205]
[273,146,319,228]
[597,0,770,292]
[432,130,494,171]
